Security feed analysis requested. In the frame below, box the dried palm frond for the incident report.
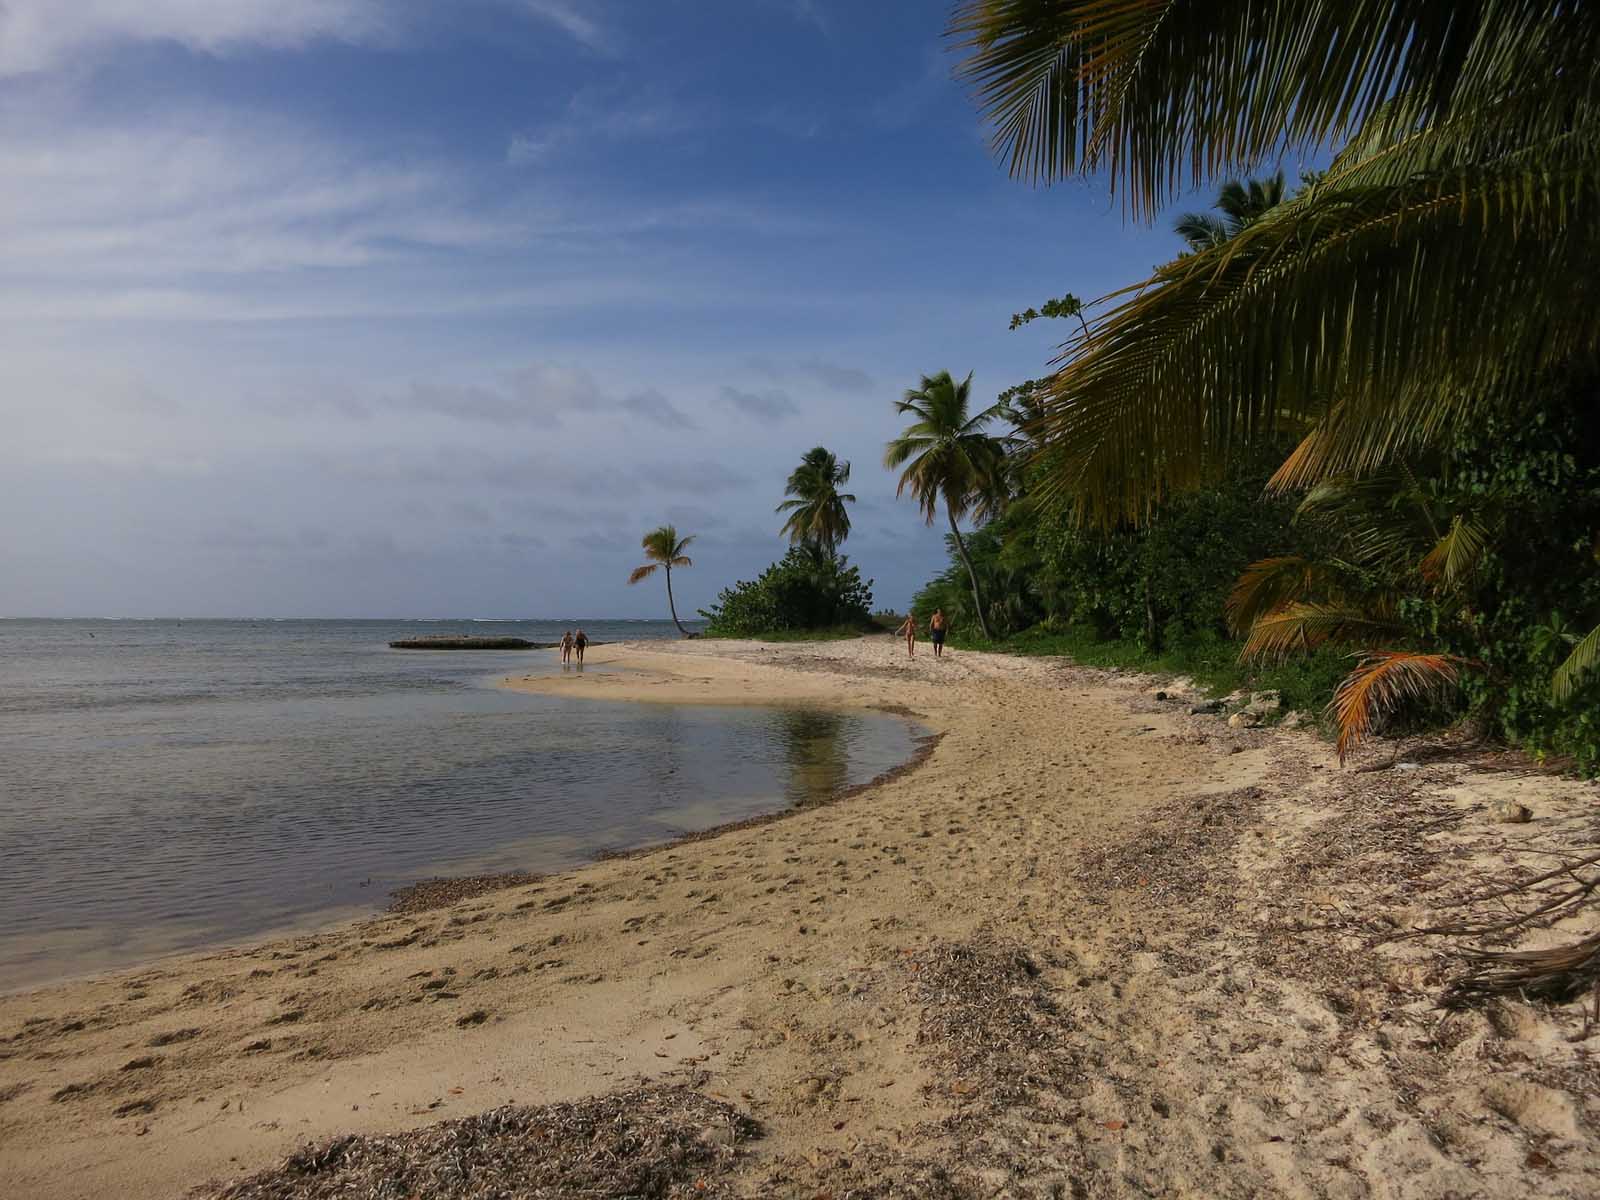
[1440,932,1600,1009]
[1329,651,1470,762]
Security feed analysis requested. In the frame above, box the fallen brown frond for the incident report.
[1439,932,1600,1010]
[1329,651,1470,763]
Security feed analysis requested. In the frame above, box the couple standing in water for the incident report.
[559,628,588,666]
[896,609,948,659]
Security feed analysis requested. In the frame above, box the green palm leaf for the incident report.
[1552,621,1600,702]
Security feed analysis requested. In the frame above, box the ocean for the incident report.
[0,619,921,989]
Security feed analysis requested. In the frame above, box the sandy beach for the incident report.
[2,637,1597,1198]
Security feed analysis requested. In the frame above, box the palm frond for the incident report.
[950,1,1597,213]
[1225,556,1336,637]
[627,564,658,585]
[1029,127,1600,522]
[1552,621,1600,702]
[1329,650,1470,763]
[1239,601,1403,663]
[1419,514,1491,590]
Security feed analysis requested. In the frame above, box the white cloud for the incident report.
[0,0,392,76]
[508,87,696,166]
[519,0,612,53]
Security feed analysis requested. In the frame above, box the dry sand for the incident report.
[1,637,1597,1197]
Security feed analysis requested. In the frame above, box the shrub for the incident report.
[700,547,875,637]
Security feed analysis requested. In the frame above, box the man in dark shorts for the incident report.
[573,628,588,665]
[929,609,948,658]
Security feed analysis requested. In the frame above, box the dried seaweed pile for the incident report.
[1073,785,1265,906]
[906,938,1073,1107]
[386,871,538,915]
[197,1084,760,1200]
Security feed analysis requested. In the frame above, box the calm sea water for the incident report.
[0,619,920,989]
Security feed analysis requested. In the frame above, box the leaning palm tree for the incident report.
[951,1,1600,523]
[884,370,1008,640]
[627,525,695,637]
[776,447,856,554]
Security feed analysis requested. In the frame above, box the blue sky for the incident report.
[2,1,1227,618]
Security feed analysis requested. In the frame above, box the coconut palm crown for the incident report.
[884,370,1008,640]
[627,524,695,636]
[776,446,856,553]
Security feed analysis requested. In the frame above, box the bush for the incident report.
[699,547,875,637]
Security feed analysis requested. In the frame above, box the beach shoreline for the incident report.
[2,638,1596,1198]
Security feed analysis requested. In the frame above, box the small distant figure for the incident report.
[896,613,918,658]
[929,609,948,658]
[559,629,574,665]
[573,628,589,665]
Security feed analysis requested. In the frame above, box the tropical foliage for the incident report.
[699,544,874,638]
[627,524,695,637]
[885,370,1009,639]
[777,447,856,553]
[953,0,1600,522]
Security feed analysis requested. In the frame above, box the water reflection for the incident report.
[781,708,850,804]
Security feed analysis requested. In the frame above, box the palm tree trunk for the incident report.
[664,565,689,637]
[947,506,994,641]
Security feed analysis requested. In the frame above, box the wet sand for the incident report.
[1,637,1596,1198]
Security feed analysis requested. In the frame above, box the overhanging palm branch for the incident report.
[1029,132,1600,522]
[1224,556,1343,637]
[1329,651,1471,763]
[1553,622,1600,702]
[1240,602,1405,664]
[950,1,1598,214]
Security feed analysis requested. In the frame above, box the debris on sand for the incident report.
[196,1084,760,1200]
[387,872,538,915]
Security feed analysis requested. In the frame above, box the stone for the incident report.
[1189,699,1225,715]
[1249,690,1283,711]
[1228,710,1261,729]
[1278,712,1307,730]
[1489,800,1533,824]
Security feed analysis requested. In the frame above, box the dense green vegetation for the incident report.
[698,545,874,638]
[905,1,1600,768]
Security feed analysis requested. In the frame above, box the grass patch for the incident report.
[949,624,1348,716]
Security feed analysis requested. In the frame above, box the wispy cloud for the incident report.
[519,0,613,54]
[386,365,695,430]
[508,87,697,166]
[718,385,799,421]
[0,0,392,76]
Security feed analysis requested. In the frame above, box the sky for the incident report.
[2,0,1207,619]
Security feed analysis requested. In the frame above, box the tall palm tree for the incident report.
[1173,172,1285,252]
[884,370,1008,640]
[951,1,1600,522]
[776,446,856,553]
[627,525,695,637]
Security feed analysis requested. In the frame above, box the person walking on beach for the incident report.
[896,613,918,658]
[573,628,589,665]
[559,630,573,665]
[929,609,948,659]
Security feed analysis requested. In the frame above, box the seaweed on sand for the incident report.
[196,1084,760,1200]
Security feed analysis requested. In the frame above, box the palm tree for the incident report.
[776,447,856,553]
[627,525,695,636]
[1173,172,1285,252]
[884,370,1008,640]
[950,1,1600,522]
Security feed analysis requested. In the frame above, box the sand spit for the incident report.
[1,637,1596,1198]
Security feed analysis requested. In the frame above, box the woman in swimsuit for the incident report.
[559,630,573,665]
[573,628,588,665]
[929,609,948,659]
[896,613,918,658]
